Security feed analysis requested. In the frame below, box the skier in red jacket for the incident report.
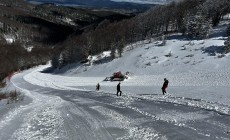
[161,78,169,95]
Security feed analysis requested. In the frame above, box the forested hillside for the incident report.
[51,0,230,69]
[1,0,230,81]
[0,0,134,81]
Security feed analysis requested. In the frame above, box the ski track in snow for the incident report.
[92,106,167,140]
[0,80,66,140]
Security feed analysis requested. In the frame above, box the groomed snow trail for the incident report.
[0,69,229,140]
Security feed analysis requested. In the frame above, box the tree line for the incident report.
[0,43,52,81]
[52,0,230,69]
[0,17,57,81]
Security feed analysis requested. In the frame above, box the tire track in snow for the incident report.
[92,106,167,140]
[7,65,230,139]
[9,73,124,140]
[57,90,228,139]
[59,101,117,140]
[2,75,67,140]
[112,94,230,139]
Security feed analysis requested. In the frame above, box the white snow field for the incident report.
[0,21,230,139]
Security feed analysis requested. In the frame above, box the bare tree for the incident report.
[205,0,230,26]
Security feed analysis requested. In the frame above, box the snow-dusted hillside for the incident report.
[23,21,230,115]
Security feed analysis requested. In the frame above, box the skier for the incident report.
[96,83,100,91]
[161,78,169,95]
[117,82,122,96]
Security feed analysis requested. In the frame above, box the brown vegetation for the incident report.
[0,81,6,88]
[0,90,23,104]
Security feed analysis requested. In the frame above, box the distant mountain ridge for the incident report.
[27,0,171,5]
[27,0,157,11]
[111,0,174,4]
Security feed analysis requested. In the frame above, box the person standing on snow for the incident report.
[161,78,169,95]
[96,83,100,91]
[117,82,122,96]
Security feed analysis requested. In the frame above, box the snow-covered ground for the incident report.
[0,21,230,139]
[23,21,230,115]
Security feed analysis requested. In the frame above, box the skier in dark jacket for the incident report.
[161,78,169,95]
[96,83,100,91]
[117,82,122,96]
